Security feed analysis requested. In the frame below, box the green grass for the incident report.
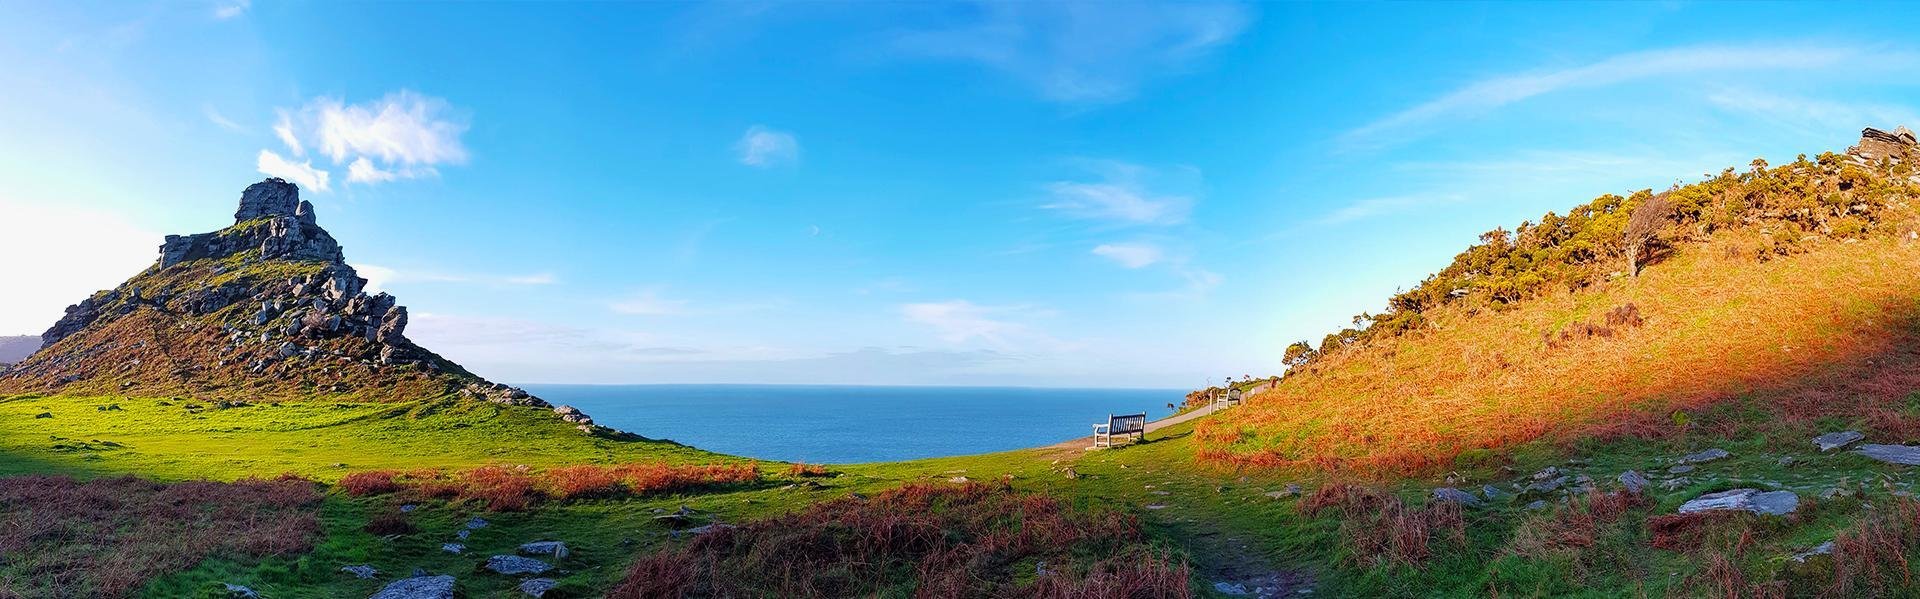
[7,391,1920,597]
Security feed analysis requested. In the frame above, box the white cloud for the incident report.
[735,125,799,167]
[351,263,556,292]
[213,0,249,20]
[255,149,330,192]
[901,300,1023,345]
[1343,44,1879,149]
[1319,194,1463,225]
[0,200,159,335]
[347,157,400,184]
[1705,89,1920,134]
[266,90,468,188]
[890,2,1248,103]
[610,289,690,316]
[203,104,243,132]
[1041,161,1193,225]
[1091,242,1164,268]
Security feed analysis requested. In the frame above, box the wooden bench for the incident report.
[1091,413,1148,449]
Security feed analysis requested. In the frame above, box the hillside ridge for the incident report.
[0,180,594,427]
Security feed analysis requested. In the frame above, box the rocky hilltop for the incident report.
[0,179,594,426]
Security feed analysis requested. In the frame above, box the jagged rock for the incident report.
[1431,487,1482,507]
[1678,488,1798,516]
[1850,126,1918,161]
[369,574,456,599]
[1618,470,1650,494]
[484,555,553,576]
[518,578,559,597]
[1813,430,1865,452]
[518,541,569,559]
[1680,448,1730,464]
[341,564,378,579]
[235,179,302,221]
[1857,444,1920,465]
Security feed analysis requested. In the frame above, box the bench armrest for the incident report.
[1092,424,1110,433]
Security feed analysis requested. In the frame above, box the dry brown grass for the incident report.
[1199,226,1920,475]
[0,474,321,598]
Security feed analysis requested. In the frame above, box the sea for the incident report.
[523,384,1185,464]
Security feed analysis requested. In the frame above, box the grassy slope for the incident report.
[1201,228,1920,475]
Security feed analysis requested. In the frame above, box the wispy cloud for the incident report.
[610,289,690,316]
[1091,242,1164,268]
[889,2,1248,104]
[900,300,1072,353]
[256,149,330,192]
[1318,194,1464,225]
[203,104,243,132]
[1041,161,1193,225]
[352,263,556,293]
[735,125,799,167]
[1341,44,1882,150]
[212,0,249,20]
[1705,88,1919,135]
[262,90,470,189]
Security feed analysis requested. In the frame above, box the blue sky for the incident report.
[2,2,1917,388]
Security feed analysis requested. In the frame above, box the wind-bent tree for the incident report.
[1623,193,1673,277]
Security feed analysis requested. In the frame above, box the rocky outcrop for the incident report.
[1,179,588,424]
[1848,126,1917,162]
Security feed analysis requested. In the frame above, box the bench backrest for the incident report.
[1108,413,1147,434]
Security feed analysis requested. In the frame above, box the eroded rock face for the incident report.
[1849,126,1918,161]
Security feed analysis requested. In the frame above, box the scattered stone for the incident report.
[949,476,970,483]
[1145,504,1169,510]
[518,578,559,597]
[1525,500,1549,511]
[519,541,569,559]
[1662,477,1694,491]
[1431,487,1482,507]
[1680,448,1730,464]
[1061,467,1079,480]
[1481,485,1507,501]
[341,564,378,579]
[1213,581,1251,595]
[677,523,736,537]
[33,412,51,419]
[1778,456,1797,468]
[399,504,418,513]
[484,555,553,576]
[1531,466,1561,481]
[1678,488,1799,516]
[1792,541,1835,563]
[369,574,457,599]
[221,583,259,598]
[1618,470,1650,494]
[1669,464,1696,475]
[1814,431,1865,452]
[1858,444,1920,466]
[441,542,466,554]
[455,529,470,540]
[1820,486,1855,501]
[464,516,489,529]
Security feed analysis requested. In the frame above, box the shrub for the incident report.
[786,463,831,477]
[338,470,403,496]
[1301,483,1465,567]
[462,465,539,512]
[362,512,416,536]
[544,465,626,500]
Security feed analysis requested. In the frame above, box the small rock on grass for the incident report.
[518,541,569,559]
[441,542,465,554]
[1431,487,1482,507]
[1618,470,1650,494]
[1680,448,1731,464]
[1213,581,1250,595]
[341,564,378,579]
[1858,444,1920,466]
[484,555,553,576]
[1792,541,1835,563]
[464,517,489,529]
[1813,430,1865,452]
[370,575,457,599]
[518,578,559,597]
[221,584,259,599]
[1677,488,1798,516]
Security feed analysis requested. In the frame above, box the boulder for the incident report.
[518,540,569,559]
[235,178,302,221]
[484,555,553,576]
[1618,470,1650,494]
[1857,444,1920,466]
[1813,430,1865,452]
[1431,487,1482,507]
[518,578,559,598]
[369,575,457,599]
[1679,448,1730,464]
[1678,488,1798,516]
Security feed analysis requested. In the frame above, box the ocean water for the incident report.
[523,384,1184,464]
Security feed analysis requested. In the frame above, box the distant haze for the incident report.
[0,336,40,364]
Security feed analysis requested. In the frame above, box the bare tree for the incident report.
[1624,193,1673,277]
